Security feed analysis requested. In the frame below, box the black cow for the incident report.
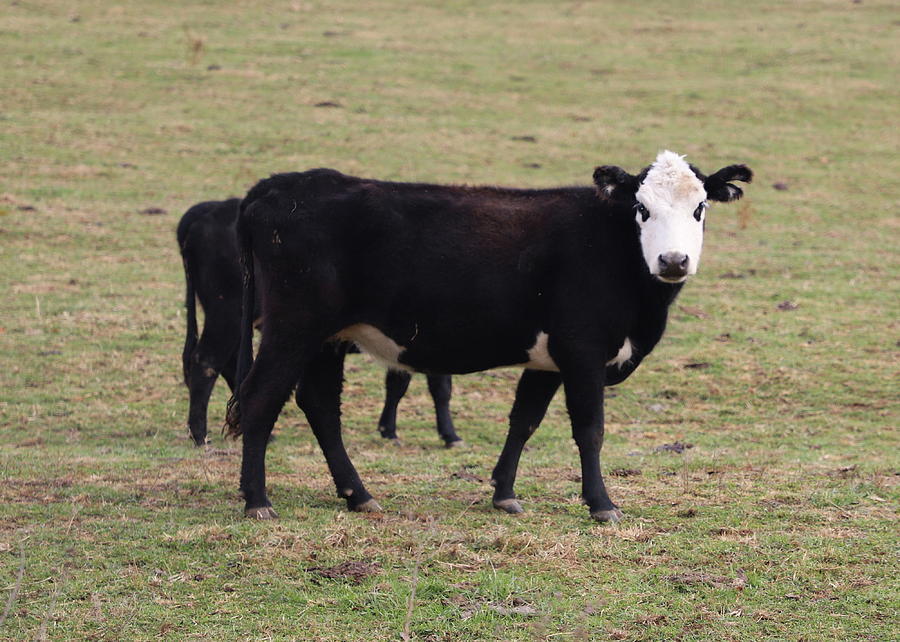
[177,199,460,447]
[225,151,752,522]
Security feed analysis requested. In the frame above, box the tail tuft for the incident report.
[223,394,242,438]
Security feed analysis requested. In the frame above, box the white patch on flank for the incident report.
[523,332,559,371]
[333,324,413,372]
[635,150,708,279]
[606,337,633,369]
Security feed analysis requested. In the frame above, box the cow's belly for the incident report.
[520,332,633,372]
[334,324,633,375]
[333,324,414,371]
[334,322,533,374]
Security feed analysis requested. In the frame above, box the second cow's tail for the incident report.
[176,212,200,386]
[224,197,257,438]
[180,258,198,385]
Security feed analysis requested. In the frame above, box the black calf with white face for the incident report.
[594,150,752,283]
[228,153,752,523]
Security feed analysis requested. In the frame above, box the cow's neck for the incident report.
[598,210,686,355]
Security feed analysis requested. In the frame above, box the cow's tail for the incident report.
[224,197,257,439]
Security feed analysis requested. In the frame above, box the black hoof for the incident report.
[378,426,398,441]
[189,432,210,447]
[444,439,465,449]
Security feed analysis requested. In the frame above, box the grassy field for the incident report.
[1,0,898,639]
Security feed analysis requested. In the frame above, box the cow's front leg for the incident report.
[491,370,561,513]
[561,367,622,523]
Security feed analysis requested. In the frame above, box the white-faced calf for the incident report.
[225,151,752,522]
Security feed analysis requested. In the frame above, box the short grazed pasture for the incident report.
[1,1,897,639]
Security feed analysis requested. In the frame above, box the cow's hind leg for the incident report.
[297,344,380,513]
[377,369,411,442]
[237,338,311,519]
[491,370,561,514]
[427,375,462,447]
[219,353,237,393]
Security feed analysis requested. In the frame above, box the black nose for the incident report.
[658,252,689,278]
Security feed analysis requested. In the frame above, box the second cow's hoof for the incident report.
[351,499,383,513]
[590,508,623,523]
[445,439,465,449]
[378,427,399,442]
[245,506,279,520]
[493,498,524,514]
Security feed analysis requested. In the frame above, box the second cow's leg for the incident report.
[426,375,462,446]
[219,353,237,394]
[377,369,412,441]
[185,321,238,446]
[491,369,561,513]
[185,357,218,446]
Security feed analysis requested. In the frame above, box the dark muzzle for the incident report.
[657,252,689,279]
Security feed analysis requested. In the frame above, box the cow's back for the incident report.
[179,199,242,312]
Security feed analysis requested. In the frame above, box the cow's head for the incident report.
[593,150,752,283]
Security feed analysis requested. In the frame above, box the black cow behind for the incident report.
[176,199,459,447]
[225,152,752,522]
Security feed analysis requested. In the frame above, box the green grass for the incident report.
[1,0,898,639]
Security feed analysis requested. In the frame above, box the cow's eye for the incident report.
[635,203,650,222]
[693,202,707,222]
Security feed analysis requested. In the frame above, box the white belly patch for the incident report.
[606,338,633,369]
[521,333,633,372]
[523,332,559,371]
[333,324,413,372]
[335,326,632,375]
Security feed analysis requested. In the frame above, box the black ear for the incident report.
[593,166,638,202]
[704,164,753,202]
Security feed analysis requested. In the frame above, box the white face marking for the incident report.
[635,150,707,282]
[606,337,633,369]
[333,324,413,372]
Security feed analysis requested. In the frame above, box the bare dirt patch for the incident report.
[307,560,380,584]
